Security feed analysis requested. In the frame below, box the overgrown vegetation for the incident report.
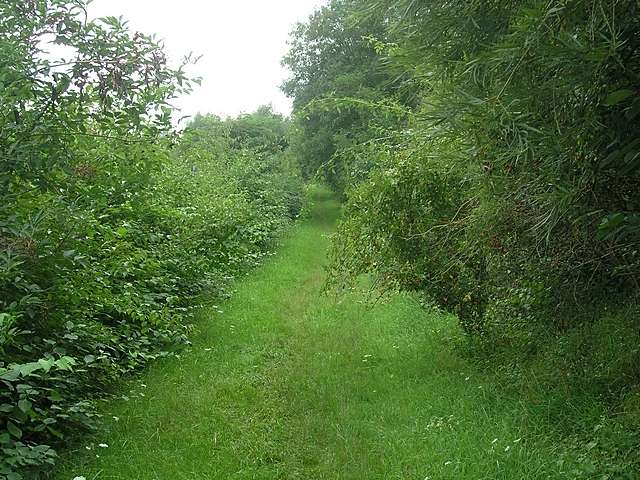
[54,189,630,480]
[4,0,640,477]
[284,0,640,475]
[0,2,300,477]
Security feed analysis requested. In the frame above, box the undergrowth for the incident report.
[0,2,301,476]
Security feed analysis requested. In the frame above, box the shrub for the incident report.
[0,2,301,477]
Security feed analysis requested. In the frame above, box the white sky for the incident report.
[87,0,324,122]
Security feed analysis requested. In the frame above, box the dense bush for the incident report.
[286,0,640,373]
[0,2,301,478]
[284,0,640,464]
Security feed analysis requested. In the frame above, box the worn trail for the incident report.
[55,189,571,479]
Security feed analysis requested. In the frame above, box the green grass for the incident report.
[54,187,597,479]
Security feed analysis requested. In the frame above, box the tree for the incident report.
[282,0,396,189]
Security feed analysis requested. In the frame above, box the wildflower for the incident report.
[98,443,108,448]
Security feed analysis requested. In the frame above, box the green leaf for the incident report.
[37,358,56,373]
[17,362,42,377]
[54,356,76,371]
[17,399,32,414]
[597,213,626,240]
[47,390,62,402]
[7,421,22,439]
[604,89,634,106]
[47,426,64,439]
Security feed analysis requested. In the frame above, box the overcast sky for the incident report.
[87,0,324,122]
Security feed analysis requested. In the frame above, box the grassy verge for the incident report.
[53,187,628,479]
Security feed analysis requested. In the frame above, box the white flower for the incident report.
[73,477,87,480]
[98,443,109,448]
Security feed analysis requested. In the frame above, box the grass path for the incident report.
[54,189,572,480]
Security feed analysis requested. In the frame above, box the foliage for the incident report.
[0,2,301,478]
[55,191,633,480]
[287,0,640,369]
[281,0,403,190]
[285,0,640,474]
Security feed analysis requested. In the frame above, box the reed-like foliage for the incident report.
[285,1,640,471]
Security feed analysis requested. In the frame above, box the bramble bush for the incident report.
[0,2,301,478]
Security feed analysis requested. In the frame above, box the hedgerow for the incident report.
[286,0,640,380]
[0,2,301,478]
[284,0,640,472]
